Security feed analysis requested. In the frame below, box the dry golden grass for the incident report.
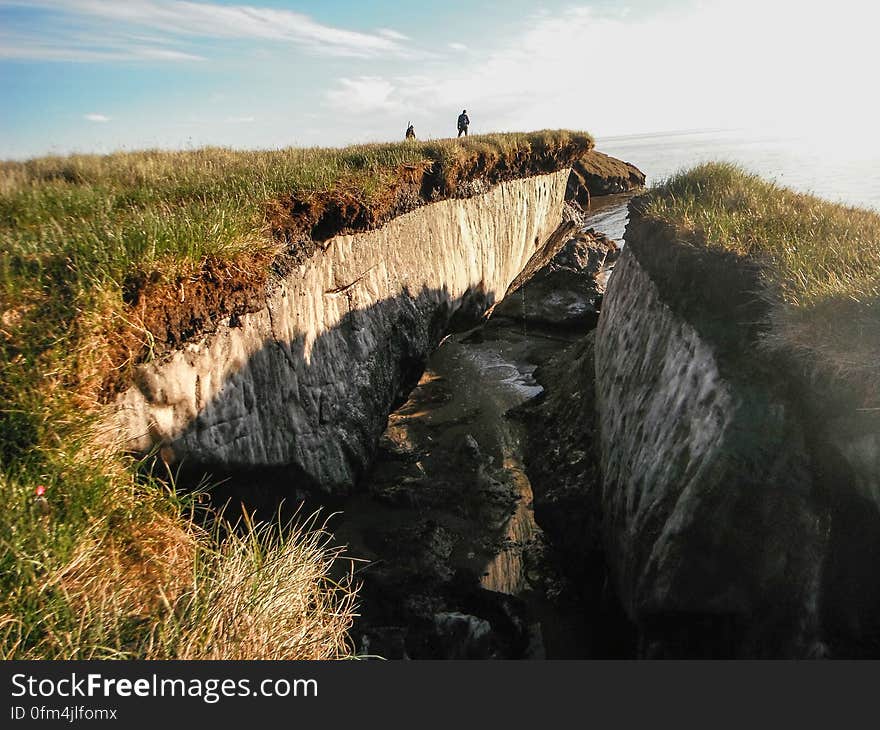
[164,513,357,661]
[55,514,199,629]
[1,468,357,661]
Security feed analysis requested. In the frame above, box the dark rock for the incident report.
[561,201,588,227]
[518,335,602,577]
[565,150,646,204]
[429,612,494,659]
[491,226,619,330]
[333,319,557,659]
[513,333,638,657]
[358,626,410,659]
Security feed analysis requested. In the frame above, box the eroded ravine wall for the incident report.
[115,170,569,494]
[594,219,829,657]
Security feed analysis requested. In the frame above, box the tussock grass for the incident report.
[0,443,357,659]
[642,162,880,394]
[163,512,357,660]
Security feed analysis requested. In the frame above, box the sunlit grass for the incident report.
[0,130,593,292]
[642,162,880,390]
[644,162,880,307]
[0,447,358,659]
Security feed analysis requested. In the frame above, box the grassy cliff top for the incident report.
[639,162,880,397]
[642,162,879,308]
[1,130,592,286]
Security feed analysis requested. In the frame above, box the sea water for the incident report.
[583,128,880,243]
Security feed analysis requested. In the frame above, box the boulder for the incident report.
[491,225,619,330]
[566,150,646,205]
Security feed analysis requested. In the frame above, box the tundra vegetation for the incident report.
[642,162,880,397]
[0,130,591,658]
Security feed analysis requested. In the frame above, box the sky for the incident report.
[1,0,878,159]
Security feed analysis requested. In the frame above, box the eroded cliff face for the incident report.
[566,150,646,206]
[594,216,830,658]
[115,170,569,494]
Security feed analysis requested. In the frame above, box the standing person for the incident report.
[405,122,416,140]
[457,109,470,137]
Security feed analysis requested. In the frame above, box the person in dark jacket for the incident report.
[457,110,469,137]
[405,122,415,140]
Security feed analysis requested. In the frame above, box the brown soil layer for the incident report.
[567,150,646,206]
[108,146,631,400]
[104,254,273,397]
[266,139,593,249]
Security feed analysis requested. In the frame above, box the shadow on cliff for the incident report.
[148,281,500,520]
[618,210,880,657]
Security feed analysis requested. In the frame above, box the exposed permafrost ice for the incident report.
[114,170,569,494]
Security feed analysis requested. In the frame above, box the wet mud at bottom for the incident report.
[334,321,604,659]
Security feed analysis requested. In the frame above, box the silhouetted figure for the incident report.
[405,122,416,140]
[457,110,469,137]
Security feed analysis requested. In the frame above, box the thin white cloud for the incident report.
[324,0,880,139]
[378,28,409,41]
[84,113,110,122]
[0,0,411,59]
[325,76,401,114]
[133,46,205,61]
[2,45,205,62]
[448,42,467,51]
[225,115,255,123]
[0,29,207,62]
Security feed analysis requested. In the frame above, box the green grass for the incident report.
[1,130,592,293]
[642,162,880,393]
[0,130,590,658]
[0,453,359,658]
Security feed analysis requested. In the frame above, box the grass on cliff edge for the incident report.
[2,130,592,397]
[1,130,592,288]
[643,162,880,396]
